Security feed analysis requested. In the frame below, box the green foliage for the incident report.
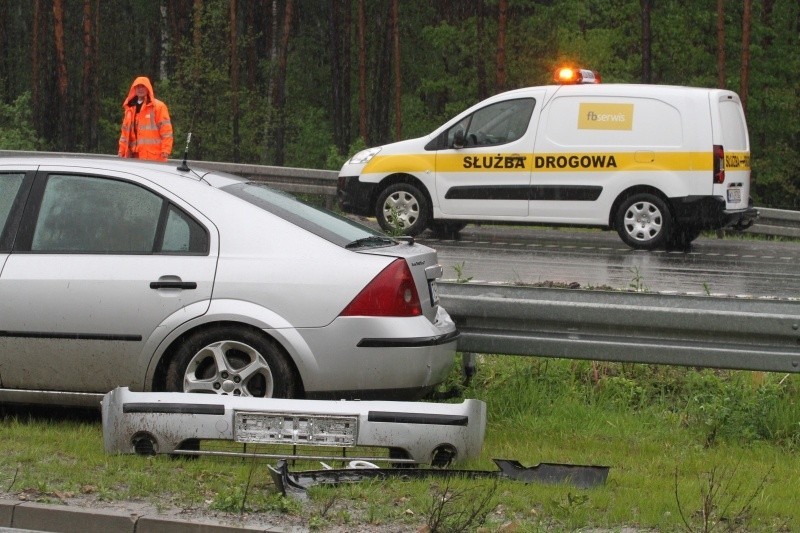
[468,357,800,449]
[209,486,247,512]
[0,93,43,150]
[328,137,367,170]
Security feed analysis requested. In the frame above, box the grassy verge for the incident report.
[1,356,798,531]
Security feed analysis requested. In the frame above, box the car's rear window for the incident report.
[221,182,385,247]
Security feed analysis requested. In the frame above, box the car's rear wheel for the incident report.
[165,325,298,398]
[375,183,429,236]
[615,193,672,250]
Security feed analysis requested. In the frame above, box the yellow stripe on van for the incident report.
[363,152,722,174]
[363,154,436,174]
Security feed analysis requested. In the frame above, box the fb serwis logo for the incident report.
[578,103,634,131]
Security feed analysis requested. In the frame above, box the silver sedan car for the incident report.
[0,155,458,407]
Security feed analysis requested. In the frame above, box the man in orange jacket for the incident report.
[118,76,173,162]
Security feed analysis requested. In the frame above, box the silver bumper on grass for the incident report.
[101,387,486,465]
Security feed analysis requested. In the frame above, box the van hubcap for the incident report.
[624,201,662,241]
[383,191,420,229]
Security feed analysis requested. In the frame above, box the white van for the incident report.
[337,69,757,249]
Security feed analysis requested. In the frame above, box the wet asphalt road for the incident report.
[413,225,800,299]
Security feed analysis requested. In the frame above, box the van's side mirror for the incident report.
[453,129,465,149]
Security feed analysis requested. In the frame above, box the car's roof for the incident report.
[0,153,246,189]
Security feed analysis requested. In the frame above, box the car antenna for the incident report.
[177,132,192,171]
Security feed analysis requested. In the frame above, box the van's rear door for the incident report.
[710,91,751,210]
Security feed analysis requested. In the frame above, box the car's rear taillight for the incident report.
[713,145,725,184]
[340,258,422,317]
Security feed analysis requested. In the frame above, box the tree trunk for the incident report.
[245,0,256,89]
[330,0,344,153]
[230,0,240,161]
[52,0,71,150]
[160,1,169,80]
[0,1,7,100]
[495,0,507,93]
[476,0,487,101]
[272,0,294,166]
[391,0,401,140]
[81,0,99,151]
[369,4,392,145]
[31,0,42,133]
[640,0,652,84]
[716,0,725,88]
[740,0,751,112]
[357,0,367,142]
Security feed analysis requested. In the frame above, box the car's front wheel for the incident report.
[165,325,298,398]
[375,183,430,236]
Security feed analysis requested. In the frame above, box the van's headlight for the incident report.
[348,147,381,165]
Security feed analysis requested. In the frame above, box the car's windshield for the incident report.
[221,181,388,248]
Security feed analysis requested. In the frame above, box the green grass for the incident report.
[1,356,799,531]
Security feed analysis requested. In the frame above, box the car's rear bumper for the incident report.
[294,308,459,399]
[102,386,486,465]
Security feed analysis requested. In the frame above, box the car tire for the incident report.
[375,183,430,236]
[615,193,673,250]
[165,325,298,398]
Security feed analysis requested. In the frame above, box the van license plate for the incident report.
[727,188,741,203]
[429,280,439,306]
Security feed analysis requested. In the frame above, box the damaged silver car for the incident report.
[0,155,458,407]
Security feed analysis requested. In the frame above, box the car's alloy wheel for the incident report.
[615,193,672,250]
[165,326,297,398]
[376,183,429,236]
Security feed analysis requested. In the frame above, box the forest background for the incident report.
[0,0,798,209]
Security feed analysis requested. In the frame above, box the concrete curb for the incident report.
[0,499,291,532]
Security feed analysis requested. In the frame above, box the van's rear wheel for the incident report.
[615,193,672,250]
[375,183,429,236]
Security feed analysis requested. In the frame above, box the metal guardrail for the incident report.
[746,207,800,239]
[2,150,797,237]
[2,151,798,373]
[439,282,800,373]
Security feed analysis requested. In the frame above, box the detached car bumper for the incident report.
[102,387,486,465]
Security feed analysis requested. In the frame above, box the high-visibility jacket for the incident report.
[118,76,173,162]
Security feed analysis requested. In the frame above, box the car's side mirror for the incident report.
[453,129,465,149]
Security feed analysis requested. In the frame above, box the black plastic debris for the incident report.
[269,458,609,497]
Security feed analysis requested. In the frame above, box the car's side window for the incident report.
[447,98,536,148]
[31,174,163,253]
[0,173,26,250]
[161,204,208,254]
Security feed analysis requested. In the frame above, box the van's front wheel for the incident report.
[375,183,429,236]
[615,193,672,250]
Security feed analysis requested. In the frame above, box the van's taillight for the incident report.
[713,145,725,184]
[340,259,422,317]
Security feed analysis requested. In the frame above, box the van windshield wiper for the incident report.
[345,236,398,249]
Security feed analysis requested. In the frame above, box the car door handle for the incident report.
[149,281,198,290]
